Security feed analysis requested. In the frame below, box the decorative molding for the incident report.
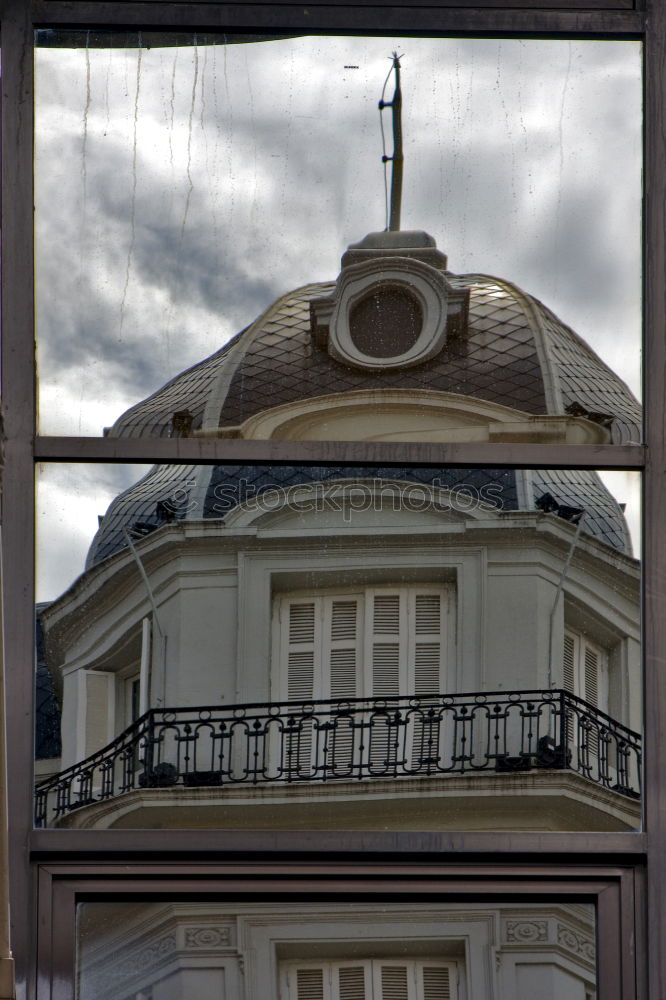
[557,923,595,962]
[81,912,239,999]
[311,253,468,372]
[217,387,609,446]
[500,910,596,973]
[123,933,177,973]
[90,933,177,996]
[504,919,548,944]
[184,925,233,949]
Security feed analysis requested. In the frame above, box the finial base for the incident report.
[342,230,448,270]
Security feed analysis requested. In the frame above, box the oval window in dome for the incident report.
[349,286,423,359]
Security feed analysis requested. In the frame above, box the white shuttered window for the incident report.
[276,587,454,774]
[563,628,609,767]
[563,630,608,711]
[277,587,454,703]
[283,960,456,1000]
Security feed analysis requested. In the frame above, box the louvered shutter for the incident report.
[563,631,576,694]
[582,640,601,768]
[563,630,604,708]
[378,965,410,1000]
[293,967,327,1000]
[563,630,578,745]
[563,629,607,774]
[374,960,455,1000]
[411,593,443,770]
[366,593,404,773]
[279,586,453,779]
[413,594,442,695]
[370,594,402,695]
[421,966,451,1000]
[328,600,360,698]
[337,966,369,1000]
[583,643,599,708]
[287,602,317,700]
[286,963,367,1000]
[284,960,456,1000]
[325,599,360,775]
[284,601,318,777]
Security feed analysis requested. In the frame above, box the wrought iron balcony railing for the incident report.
[34,689,642,827]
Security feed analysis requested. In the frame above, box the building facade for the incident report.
[32,226,642,996]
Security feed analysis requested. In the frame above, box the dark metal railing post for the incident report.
[143,710,156,780]
[34,787,46,828]
[555,691,569,767]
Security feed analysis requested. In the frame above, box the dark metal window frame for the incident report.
[35,861,641,1000]
[2,0,663,996]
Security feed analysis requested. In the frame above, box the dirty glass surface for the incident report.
[76,899,598,1000]
[34,461,641,832]
[34,34,642,444]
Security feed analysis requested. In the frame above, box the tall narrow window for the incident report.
[563,630,608,711]
[563,629,610,781]
[276,587,453,777]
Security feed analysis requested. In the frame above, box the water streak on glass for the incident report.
[35,35,642,440]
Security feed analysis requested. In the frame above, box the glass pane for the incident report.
[35,462,641,832]
[76,899,597,1000]
[35,34,642,443]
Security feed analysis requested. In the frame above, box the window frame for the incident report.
[275,585,454,702]
[2,0,663,997]
[37,861,638,1000]
[564,629,608,710]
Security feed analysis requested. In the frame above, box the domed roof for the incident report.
[87,233,639,567]
[85,462,632,570]
[110,269,640,444]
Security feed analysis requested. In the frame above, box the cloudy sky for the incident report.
[34,34,643,600]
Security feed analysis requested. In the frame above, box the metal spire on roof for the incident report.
[379,53,404,232]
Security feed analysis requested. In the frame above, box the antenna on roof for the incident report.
[379,52,404,232]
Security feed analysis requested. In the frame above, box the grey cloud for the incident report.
[36,36,642,436]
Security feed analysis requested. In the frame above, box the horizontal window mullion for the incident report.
[28,2,647,36]
[32,437,646,470]
[28,827,647,856]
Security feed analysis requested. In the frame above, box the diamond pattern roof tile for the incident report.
[213,275,550,430]
[92,268,638,564]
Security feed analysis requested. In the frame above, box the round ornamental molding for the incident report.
[504,919,548,944]
[184,925,232,949]
[325,257,452,371]
[557,924,595,961]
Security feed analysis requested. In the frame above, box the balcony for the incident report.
[34,689,641,829]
